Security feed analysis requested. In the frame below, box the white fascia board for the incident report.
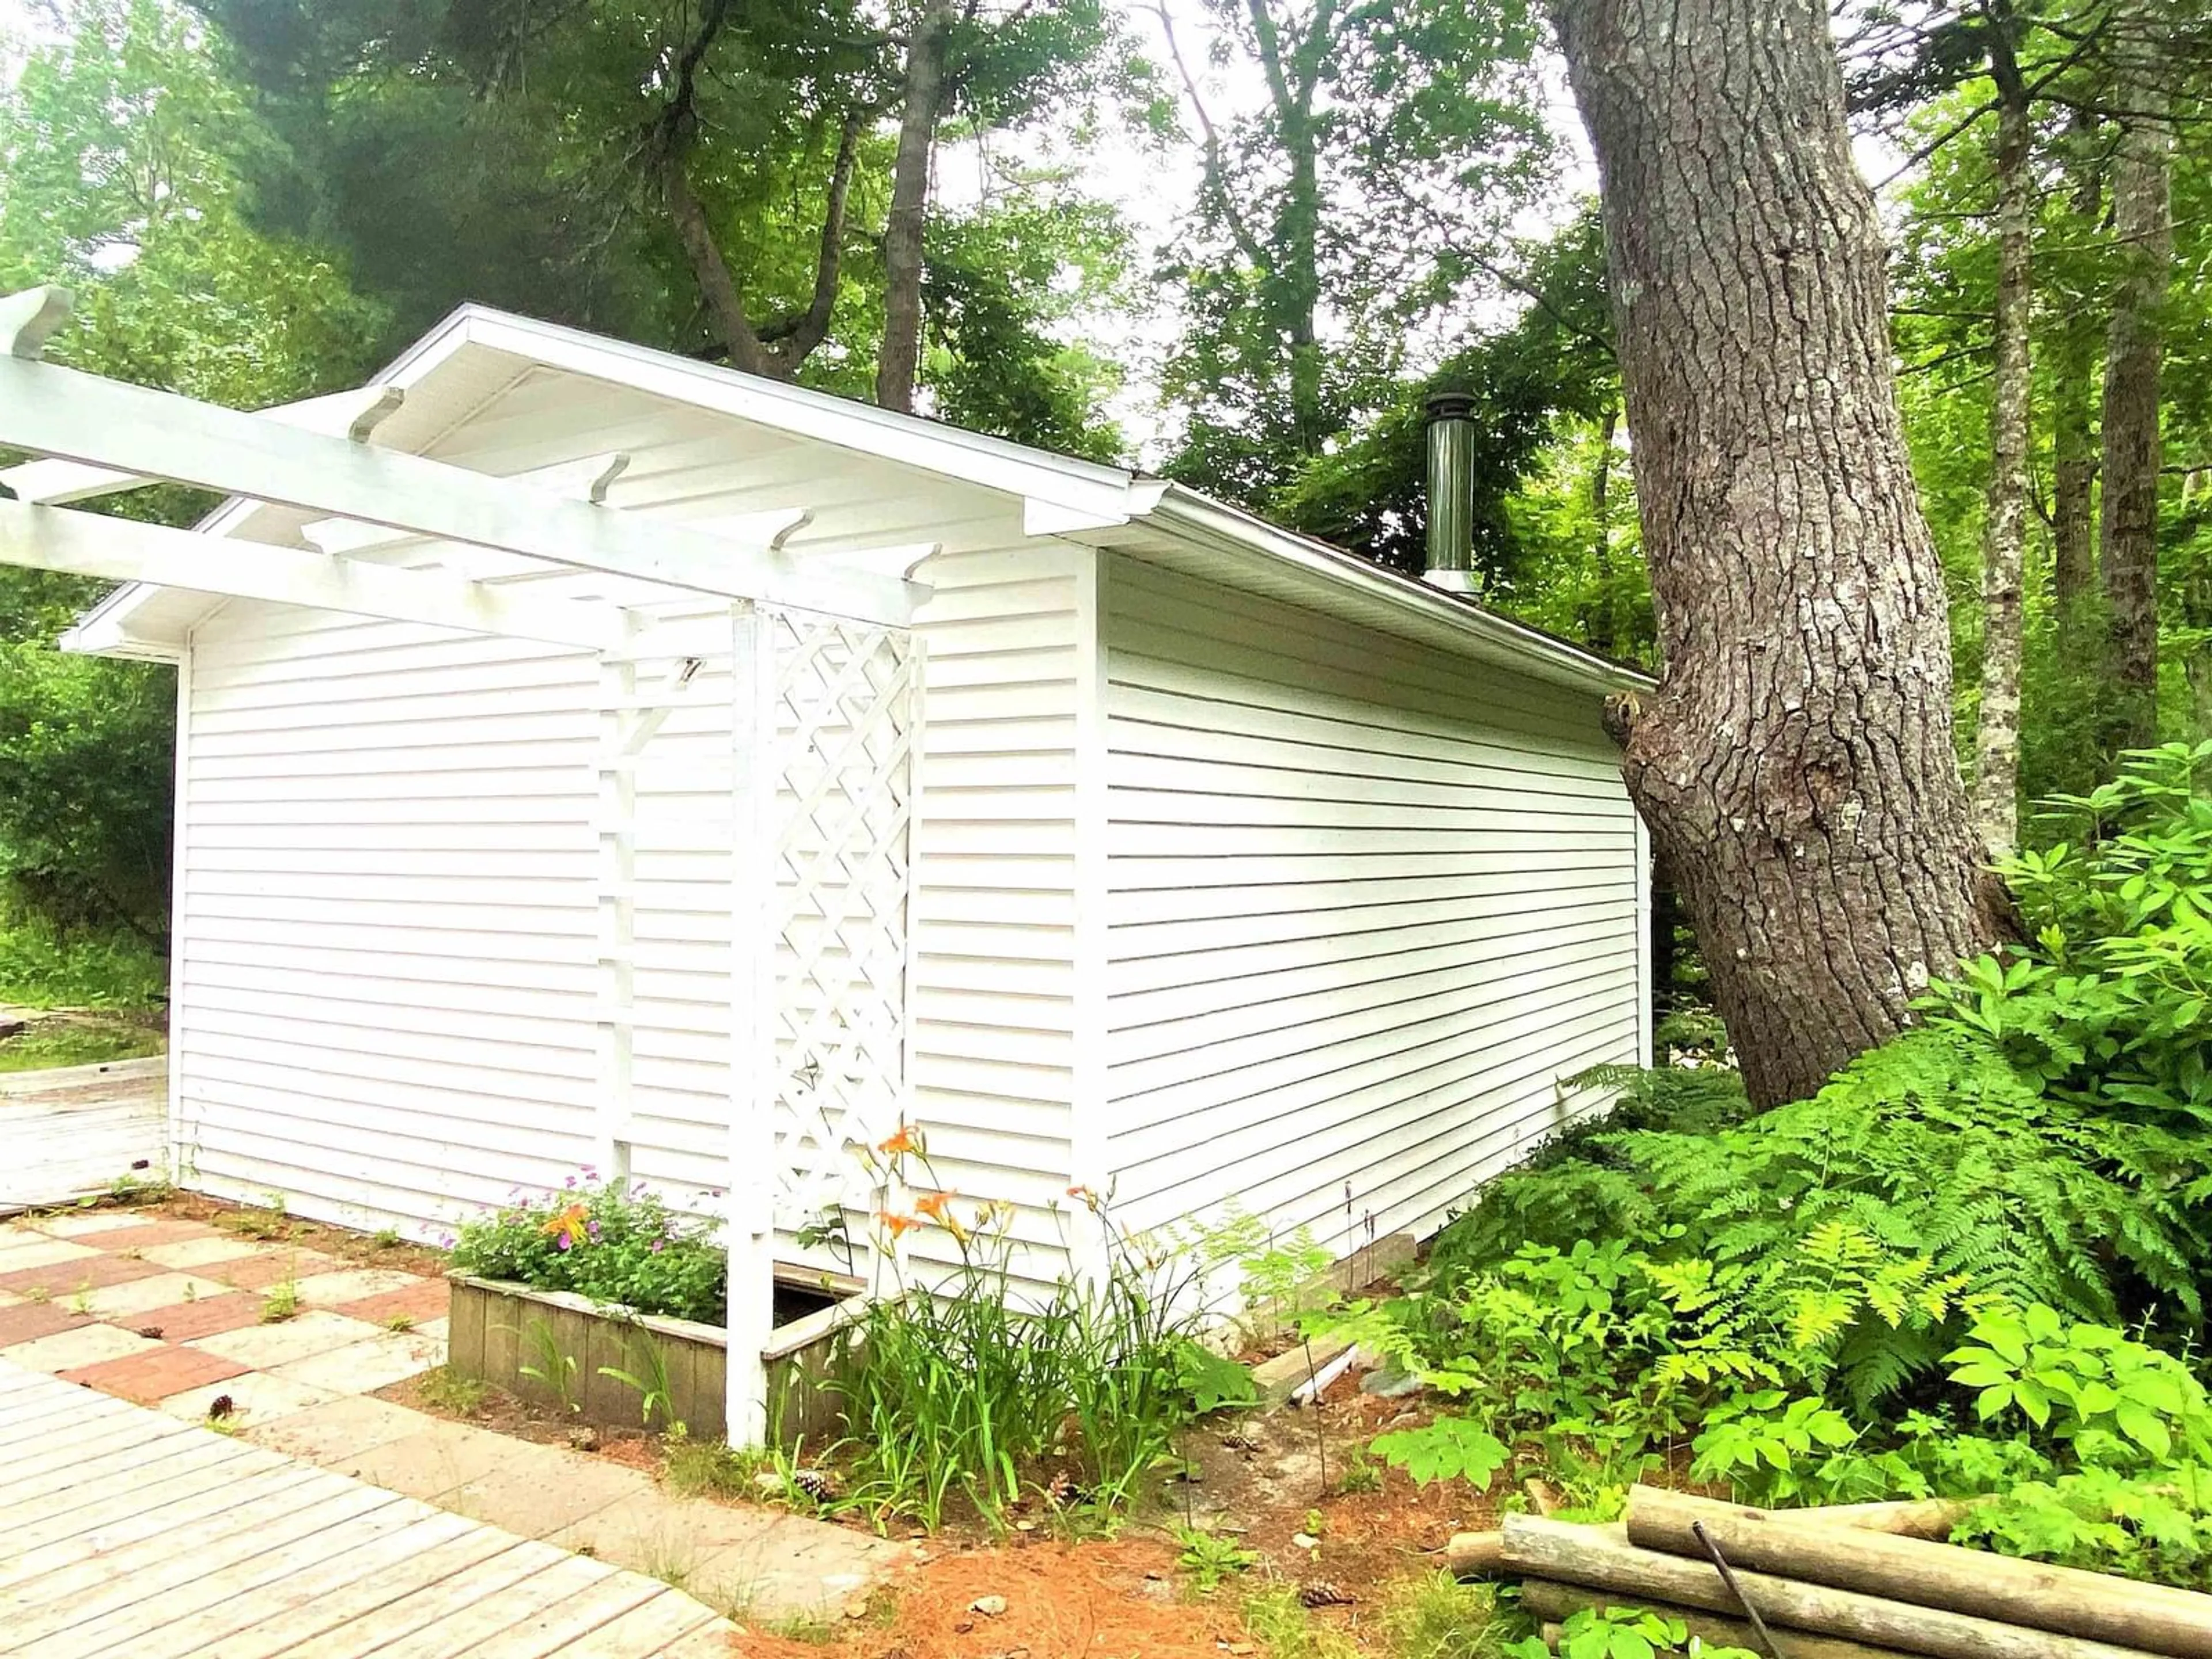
[447,307,1150,528]
[1139,486,1656,696]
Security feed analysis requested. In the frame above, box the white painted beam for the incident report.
[0,355,923,626]
[0,499,631,650]
[0,386,408,506]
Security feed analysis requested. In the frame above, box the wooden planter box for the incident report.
[445,1271,870,1449]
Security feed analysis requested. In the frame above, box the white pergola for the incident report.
[0,287,926,1440]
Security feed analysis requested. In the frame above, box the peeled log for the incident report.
[1627,1487,2212,1659]
[1802,1497,1983,1540]
[1520,1577,1918,1659]
[1499,1516,2165,1659]
[1446,1532,1507,1578]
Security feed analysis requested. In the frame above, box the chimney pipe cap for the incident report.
[1424,390,1477,425]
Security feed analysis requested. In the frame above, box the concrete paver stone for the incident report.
[1,1320,161,1373]
[440,1449,658,1539]
[28,1211,147,1237]
[268,1330,445,1396]
[0,1236,101,1274]
[160,1370,341,1426]
[81,1271,235,1320]
[291,1267,429,1308]
[328,1419,528,1498]
[238,1393,433,1463]
[187,1308,387,1368]
[138,1235,268,1271]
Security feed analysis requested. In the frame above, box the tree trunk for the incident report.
[2098,0,2173,753]
[1588,404,1619,656]
[1551,0,2005,1108]
[875,0,956,415]
[1971,24,2032,857]
[2050,117,2101,615]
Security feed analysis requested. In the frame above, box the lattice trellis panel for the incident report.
[766,609,920,1236]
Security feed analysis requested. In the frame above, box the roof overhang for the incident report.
[56,301,1653,698]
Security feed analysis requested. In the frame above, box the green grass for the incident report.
[0,1017,161,1073]
[418,1368,490,1417]
[1377,1573,1501,1659]
[1237,1584,1359,1659]
[661,1433,771,1500]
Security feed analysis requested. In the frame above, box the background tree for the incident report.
[0,0,384,950]
[1152,0,1553,511]
[1550,0,2008,1108]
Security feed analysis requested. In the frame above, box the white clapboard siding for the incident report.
[1100,552,1645,1256]
[172,526,1086,1278]
[176,597,603,1234]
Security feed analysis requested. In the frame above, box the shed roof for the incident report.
[71,304,1654,695]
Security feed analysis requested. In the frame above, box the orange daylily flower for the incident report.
[540,1202,590,1241]
[877,1124,921,1156]
[914,1190,958,1222]
[874,1210,922,1239]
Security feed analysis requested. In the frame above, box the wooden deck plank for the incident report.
[0,1439,281,1546]
[445,1575,674,1659]
[181,1533,544,1659]
[543,1598,721,1657]
[0,1383,145,1437]
[94,1510,485,1659]
[643,1628,741,1658]
[5,1486,404,1650]
[0,1462,328,1592]
[323,1554,618,1659]
[0,1359,737,1659]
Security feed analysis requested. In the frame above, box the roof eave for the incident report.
[1138,486,1656,696]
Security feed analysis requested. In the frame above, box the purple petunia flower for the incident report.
[587,1219,601,1241]
[649,1237,665,1254]
[556,1232,573,1251]
[565,1175,578,1189]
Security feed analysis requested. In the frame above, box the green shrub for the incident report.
[449,1176,726,1324]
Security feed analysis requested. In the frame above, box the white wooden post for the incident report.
[593,653,638,1187]
[726,600,777,1442]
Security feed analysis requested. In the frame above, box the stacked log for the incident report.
[1458,1487,2212,1659]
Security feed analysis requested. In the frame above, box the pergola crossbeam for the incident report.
[0,499,631,651]
[0,350,923,626]
[0,386,408,506]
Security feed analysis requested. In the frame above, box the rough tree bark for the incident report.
[2098,0,2173,752]
[875,0,957,414]
[2050,117,2103,616]
[1970,14,2032,857]
[1552,0,2007,1108]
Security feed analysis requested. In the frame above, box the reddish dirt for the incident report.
[738,1537,1253,1659]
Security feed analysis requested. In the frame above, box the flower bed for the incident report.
[444,1175,868,1446]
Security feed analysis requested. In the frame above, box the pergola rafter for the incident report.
[0,286,927,1444]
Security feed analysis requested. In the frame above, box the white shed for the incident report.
[7,297,1650,1423]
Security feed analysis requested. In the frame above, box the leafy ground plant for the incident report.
[450,1175,726,1324]
[823,1131,1254,1530]
[1173,1524,1260,1591]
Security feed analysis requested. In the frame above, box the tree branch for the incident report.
[1153,3,1271,270]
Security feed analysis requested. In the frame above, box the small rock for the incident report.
[1291,1532,1319,1550]
[971,1594,1008,1618]
[1135,1578,1176,1605]
[135,1325,163,1340]
[1227,1646,1257,1656]
[1013,1519,1037,1533]
[565,1426,599,1452]
[1358,1358,1421,1399]
[843,1600,869,1620]
[954,1620,975,1634]
[753,1471,784,1496]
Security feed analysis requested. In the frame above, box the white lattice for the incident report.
[765,610,919,1234]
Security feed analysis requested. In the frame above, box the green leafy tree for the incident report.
[0,0,385,952]
[1153,0,1553,510]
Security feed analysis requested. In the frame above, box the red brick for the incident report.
[90,1220,221,1251]
[209,1250,345,1291]
[0,1253,164,1296]
[60,1343,247,1407]
[0,1301,90,1346]
[336,1279,449,1327]
[121,1291,268,1342]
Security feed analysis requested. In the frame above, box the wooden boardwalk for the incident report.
[0,1055,166,1211]
[0,1360,739,1657]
